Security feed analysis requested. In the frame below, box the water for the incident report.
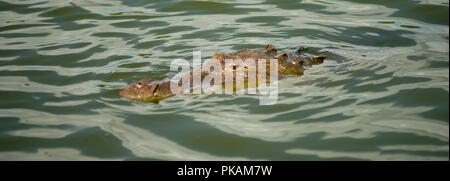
[0,0,448,161]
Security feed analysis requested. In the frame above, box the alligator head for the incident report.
[119,45,326,102]
[119,78,159,101]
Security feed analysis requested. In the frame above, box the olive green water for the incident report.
[0,0,448,160]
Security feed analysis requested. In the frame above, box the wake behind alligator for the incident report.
[119,45,327,103]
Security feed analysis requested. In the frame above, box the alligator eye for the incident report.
[232,65,237,70]
[137,82,142,88]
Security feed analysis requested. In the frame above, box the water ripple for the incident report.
[0,0,448,160]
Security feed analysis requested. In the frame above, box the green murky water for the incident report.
[0,0,448,160]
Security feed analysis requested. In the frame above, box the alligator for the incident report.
[119,45,326,103]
